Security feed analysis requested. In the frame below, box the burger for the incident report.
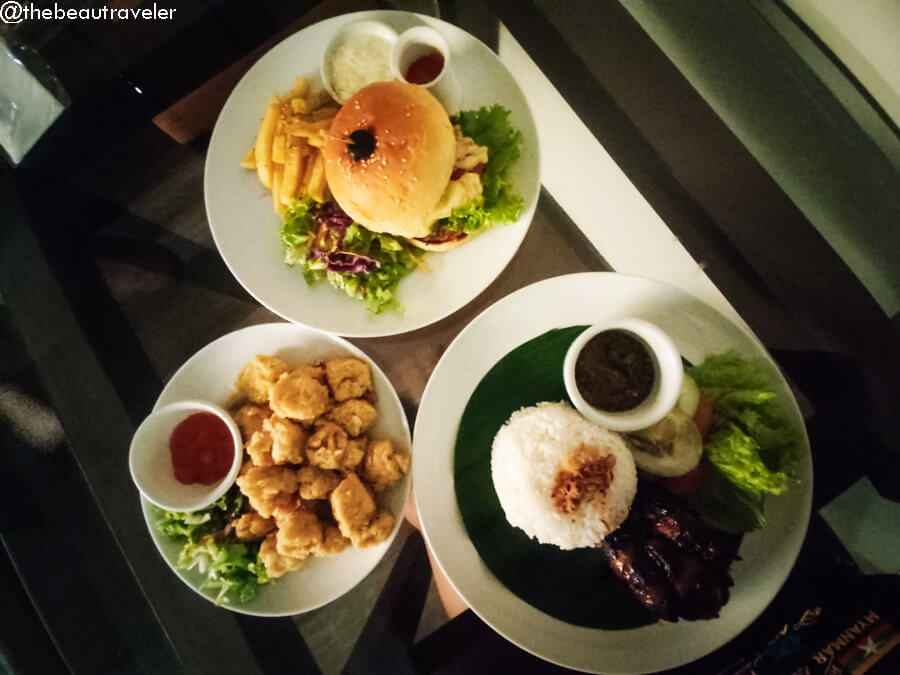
[323,80,505,252]
[279,80,523,314]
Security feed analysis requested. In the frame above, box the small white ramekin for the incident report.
[321,20,399,104]
[129,400,242,512]
[390,26,450,89]
[563,319,683,432]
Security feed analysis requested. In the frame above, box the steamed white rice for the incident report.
[491,401,637,550]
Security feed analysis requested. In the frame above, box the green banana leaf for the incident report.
[453,326,655,630]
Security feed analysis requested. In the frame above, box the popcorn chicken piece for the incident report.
[235,355,289,404]
[246,430,274,467]
[236,465,299,519]
[306,422,366,471]
[357,510,395,548]
[275,509,324,559]
[264,414,308,465]
[362,440,410,492]
[232,512,276,541]
[327,398,377,437]
[232,403,270,442]
[316,525,351,556]
[270,370,331,423]
[329,473,395,548]
[271,494,302,521]
[325,358,371,402]
[298,362,327,385]
[259,533,304,578]
[297,465,342,500]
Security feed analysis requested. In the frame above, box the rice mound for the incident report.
[491,401,637,550]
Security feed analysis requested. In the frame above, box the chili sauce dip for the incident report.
[169,412,234,485]
[574,330,655,412]
[404,50,444,85]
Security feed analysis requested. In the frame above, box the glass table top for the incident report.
[1,1,897,673]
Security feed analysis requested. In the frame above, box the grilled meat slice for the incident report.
[602,481,742,622]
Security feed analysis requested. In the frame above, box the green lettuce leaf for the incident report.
[443,105,524,235]
[154,487,267,605]
[689,461,767,534]
[177,536,270,605]
[686,351,801,532]
[705,423,789,496]
[279,200,423,314]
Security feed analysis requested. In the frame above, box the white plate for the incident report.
[413,272,812,674]
[204,10,541,337]
[140,322,411,616]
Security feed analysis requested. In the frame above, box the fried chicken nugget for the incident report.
[235,355,289,404]
[362,439,410,492]
[329,473,395,548]
[296,465,342,500]
[232,512,276,541]
[264,414,308,465]
[316,525,351,556]
[327,398,377,437]
[306,421,366,471]
[275,509,324,559]
[259,533,304,578]
[298,362,327,385]
[236,465,299,519]
[325,358,372,402]
[270,370,331,423]
[232,403,270,442]
[246,430,275,467]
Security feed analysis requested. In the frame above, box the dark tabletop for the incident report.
[1,1,898,674]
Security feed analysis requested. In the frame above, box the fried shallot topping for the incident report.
[551,446,617,514]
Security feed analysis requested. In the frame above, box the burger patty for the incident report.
[414,229,468,244]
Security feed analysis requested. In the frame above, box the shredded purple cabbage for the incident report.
[306,201,380,274]
[314,202,353,245]
[325,251,381,274]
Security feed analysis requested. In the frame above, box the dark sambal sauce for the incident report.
[574,330,655,412]
[169,412,234,485]
[404,50,444,85]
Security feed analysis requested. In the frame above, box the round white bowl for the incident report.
[563,319,683,432]
[321,19,398,103]
[129,400,242,512]
[391,26,450,88]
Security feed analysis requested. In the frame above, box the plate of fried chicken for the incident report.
[140,322,411,615]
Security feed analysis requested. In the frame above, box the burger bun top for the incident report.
[323,80,455,239]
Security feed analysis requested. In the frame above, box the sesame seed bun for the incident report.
[323,80,456,239]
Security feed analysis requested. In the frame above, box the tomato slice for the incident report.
[659,465,705,496]
[693,395,715,438]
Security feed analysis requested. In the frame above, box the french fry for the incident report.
[272,133,287,164]
[254,100,279,189]
[286,119,334,137]
[300,147,318,193]
[305,106,339,122]
[305,132,326,149]
[280,143,303,206]
[307,152,326,203]
[272,164,285,214]
[286,76,310,100]
[240,147,256,170]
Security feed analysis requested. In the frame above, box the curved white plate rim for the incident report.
[140,322,412,616]
[413,272,813,674]
[204,10,541,338]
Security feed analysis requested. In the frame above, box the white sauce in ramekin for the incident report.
[326,33,394,102]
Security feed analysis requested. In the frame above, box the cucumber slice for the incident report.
[626,407,703,477]
[677,374,700,417]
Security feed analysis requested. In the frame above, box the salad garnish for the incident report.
[154,487,270,605]
[685,351,801,533]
